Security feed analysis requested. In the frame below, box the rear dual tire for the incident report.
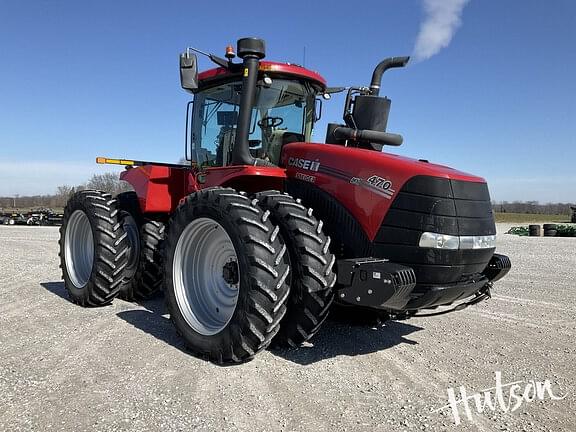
[116,192,165,300]
[59,190,129,306]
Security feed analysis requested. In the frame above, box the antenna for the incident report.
[185,46,229,68]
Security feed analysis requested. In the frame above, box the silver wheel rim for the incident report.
[65,210,94,289]
[173,217,240,336]
[122,213,140,280]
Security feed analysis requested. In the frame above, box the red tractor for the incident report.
[59,38,510,364]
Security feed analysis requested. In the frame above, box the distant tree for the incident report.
[85,172,132,195]
[492,201,573,215]
[54,185,73,207]
[56,185,73,197]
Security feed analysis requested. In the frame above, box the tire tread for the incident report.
[254,190,336,347]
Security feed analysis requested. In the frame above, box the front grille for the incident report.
[373,176,496,285]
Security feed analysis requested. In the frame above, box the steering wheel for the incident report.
[257,116,284,129]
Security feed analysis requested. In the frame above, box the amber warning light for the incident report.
[225,45,235,59]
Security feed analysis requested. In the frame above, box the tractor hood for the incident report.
[281,142,490,241]
[282,142,484,184]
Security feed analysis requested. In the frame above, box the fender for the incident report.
[202,165,287,193]
[120,164,287,213]
[120,166,192,213]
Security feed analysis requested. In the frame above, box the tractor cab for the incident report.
[190,73,319,167]
[180,38,407,171]
[181,39,327,168]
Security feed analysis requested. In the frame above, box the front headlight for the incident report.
[418,232,460,250]
[419,232,496,250]
[459,235,497,250]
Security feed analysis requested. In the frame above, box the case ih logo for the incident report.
[288,157,321,172]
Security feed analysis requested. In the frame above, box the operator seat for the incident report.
[274,132,305,166]
[265,130,287,165]
[215,128,235,166]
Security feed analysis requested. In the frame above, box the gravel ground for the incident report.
[0,224,574,432]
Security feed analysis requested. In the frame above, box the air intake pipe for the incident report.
[332,126,403,146]
[231,37,267,166]
[369,56,410,96]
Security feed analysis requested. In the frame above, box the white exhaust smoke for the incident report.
[413,0,470,62]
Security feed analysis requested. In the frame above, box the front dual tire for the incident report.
[172,217,240,336]
[164,188,291,364]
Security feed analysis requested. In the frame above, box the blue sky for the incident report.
[0,0,574,202]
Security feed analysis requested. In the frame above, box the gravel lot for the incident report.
[0,224,574,431]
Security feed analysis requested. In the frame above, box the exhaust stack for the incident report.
[326,55,410,149]
[369,56,410,96]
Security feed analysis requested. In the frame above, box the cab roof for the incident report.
[197,61,327,91]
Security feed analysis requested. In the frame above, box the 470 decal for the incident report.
[350,174,395,198]
[366,175,392,191]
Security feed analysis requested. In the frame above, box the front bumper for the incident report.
[336,253,511,311]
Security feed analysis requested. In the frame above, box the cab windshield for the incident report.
[191,79,316,166]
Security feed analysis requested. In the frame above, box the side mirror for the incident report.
[180,52,198,91]
[314,98,323,122]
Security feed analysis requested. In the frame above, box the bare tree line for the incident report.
[0,173,132,210]
[492,201,574,215]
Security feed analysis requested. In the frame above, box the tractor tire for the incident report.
[544,229,557,237]
[116,192,165,301]
[254,191,336,347]
[59,190,129,306]
[529,224,541,236]
[164,187,291,364]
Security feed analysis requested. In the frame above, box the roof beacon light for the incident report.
[225,45,236,60]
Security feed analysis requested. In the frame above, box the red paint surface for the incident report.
[281,143,487,241]
[202,165,287,192]
[198,61,326,87]
[120,165,286,213]
[120,166,193,213]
